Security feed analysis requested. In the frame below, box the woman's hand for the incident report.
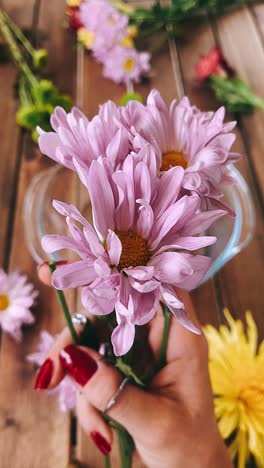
[36,262,232,468]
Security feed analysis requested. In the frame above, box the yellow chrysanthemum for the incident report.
[204,309,264,468]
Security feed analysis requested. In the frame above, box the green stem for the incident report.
[1,9,35,56]
[156,302,171,372]
[48,262,79,344]
[0,9,37,88]
[104,455,111,468]
[104,415,134,468]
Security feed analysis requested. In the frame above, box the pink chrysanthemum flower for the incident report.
[102,46,150,85]
[79,0,128,58]
[0,269,37,341]
[122,90,240,213]
[37,103,129,173]
[27,331,76,412]
[42,149,225,356]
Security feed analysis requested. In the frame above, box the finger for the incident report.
[76,393,113,456]
[59,345,166,442]
[148,290,206,364]
[34,324,83,390]
[37,261,67,286]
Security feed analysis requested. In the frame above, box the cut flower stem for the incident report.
[48,262,79,344]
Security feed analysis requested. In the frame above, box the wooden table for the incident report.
[0,1,264,467]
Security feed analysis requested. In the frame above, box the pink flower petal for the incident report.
[123,266,154,281]
[150,251,193,284]
[106,230,122,266]
[160,285,184,309]
[176,254,211,290]
[155,236,217,255]
[88,161,115,238]
[111,320,135,356]
[153,166,184,218]
[179,209,226,236]
[52,260,96,289]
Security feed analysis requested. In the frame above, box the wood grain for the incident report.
[0,0,76,467]
[214,7,264,335]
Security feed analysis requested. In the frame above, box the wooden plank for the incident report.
[217,7,264,210]
[174,20,221,327]
[0,0,37,267]
[0,64,20,268]
[0,1,77,467]
[214,8,264,336]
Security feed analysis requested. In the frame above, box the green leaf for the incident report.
[16,103,53,130]
[32,48,48,69]
[208,75,264,113]
[120,91,144,106]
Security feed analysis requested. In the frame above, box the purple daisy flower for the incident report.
[27,331,76,412]
[0,269,38,341]
[79,0,128,59]
[102,46,150,86]
[37,103,130,173]
[42,149,225,356]
[121,90,240,213]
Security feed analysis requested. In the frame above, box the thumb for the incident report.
[59,345,165,441]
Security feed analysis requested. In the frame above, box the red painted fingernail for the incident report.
[90,432,111,456]
[34,358,53,390]
[59,345,98,386]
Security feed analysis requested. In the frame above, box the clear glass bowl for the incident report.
[23,165,255,284]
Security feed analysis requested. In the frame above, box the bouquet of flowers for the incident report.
[36,89,240,466]
[66,0,150,97]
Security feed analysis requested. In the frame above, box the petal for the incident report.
[124,266,154,281]
[160,284,184,309]
[88,161,115,238]
[129,277,160,293]
[176,254,211,290]
[150,252,193,284]
[111,321,135,356]
[52,260,96,289]
[168,306,201,334]
[52,200,91,228]
[106,230,122,266]
[81,283,116,315]
[94,258,112,278]
[155,236,217,254]
[179,209,226,236]
[149,196,190,250]
[112,170,135,232]
[136,200,154,239]
[153,166,185,218]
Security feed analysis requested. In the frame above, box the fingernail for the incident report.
[90,432,111,456]
[59,345,98,386]
[34,358,53,390]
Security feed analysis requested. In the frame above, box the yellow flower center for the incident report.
[77,28,95,48]
[127,25,138,38]
[116,231,150,270]
[0,294,9,312]
[120,36,134,48]
[124,58,135,73]
[161,151,188,171]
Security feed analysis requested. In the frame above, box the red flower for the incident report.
[195,47,223,80]
[66,7,83,30]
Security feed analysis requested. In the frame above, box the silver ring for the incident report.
[72,313,87,325]
[103,377,130,414]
